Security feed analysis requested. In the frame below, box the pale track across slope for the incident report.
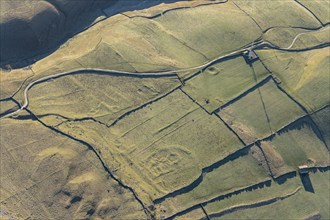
[284,25,329,49]
[1,27,329,120]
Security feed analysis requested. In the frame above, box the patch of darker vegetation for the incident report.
[70,196,82,204]
[87,208,95,216]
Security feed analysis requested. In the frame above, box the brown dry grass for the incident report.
[0,112,146,219]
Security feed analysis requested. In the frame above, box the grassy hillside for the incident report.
[263,26,329,49]
[158,152,270,218]
[0,112,146,219]
[28,73,180,126]
[257,48,330,113]
[312,106,330,148]
[218,80,305,144]
[233,0,321,31]
[2,0,263,104]
[258,117,329,177]
[0,99,18,117]
[203,177,301,219]
[297,0,330,24]
[182,57,269,113]
[214,171,330,220]
[0,0,112,64]
[47,90,244,204]
[1,0,329,219]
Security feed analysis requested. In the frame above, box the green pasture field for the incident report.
[297,0,330,24]
[154,1,261,60]
[312,106,330,148]
[263,26,329,49]
[257,48,330,112]
[182,56,269,113]
[214,171,330,220]
[218,80,305,144]
[158,153,270,219]
[108,90,244,199]
[290,27,329,49]
[9,0,263,105]
[204,176,301,219]
[262,118,329,173]
[233,0,321,31]
[28,73,180,125]
[173,207,206,220]
[263,27,308,48]
[55,90,244,205]
[1,0,329,219]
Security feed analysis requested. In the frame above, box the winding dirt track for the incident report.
[284,25,329,49]
[1,26,329,120]
[0,42,256,118]
[1,16,329,219]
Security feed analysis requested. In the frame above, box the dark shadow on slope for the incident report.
[168,168,329,220]
[1,0,187,69]
[275,116,328,151]
[207,187,299,219]
[275,171,297,185]
[103,0,181,17]
[166,180,272,220]
[0,0,113,68]
[0,98,20,118]
[154,146,251,204]
[156,112,325,205]
[299,173,315,193]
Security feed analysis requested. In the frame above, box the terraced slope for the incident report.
[1,0,329,219]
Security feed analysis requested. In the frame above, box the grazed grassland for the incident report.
[203,177,301,219]
[257,118,329,177]
[214,171,330,220]
[312,106,330,148]
[182,57,269,113]
[0,99,18,116]
[0,112,146,220]
[1,0,329,219]
[297,0,330,24]
[28,73,180,126]
[257,48,330,112]
[48,90,244,204]
[218,80,305,144]
[233,0,321,31]
[263,26,329,49]
[3,1,262,105]
[157,152,269,219]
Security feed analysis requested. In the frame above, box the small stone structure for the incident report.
[243,50,259,64]
[298,165,309,174]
